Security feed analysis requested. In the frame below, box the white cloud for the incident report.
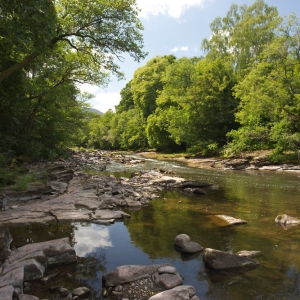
[170,46,189,52]
[74,224,112,257]
[137,0,211,19]
[78,84,121,113]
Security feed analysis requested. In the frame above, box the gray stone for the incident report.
[183,188,207,195]
[58,287,69,297]
[153,273,183,290]
[0,285,14,300]
[72,286,91,299]
[8,237,76,266]
[149,285,199,300]
[0,267,24,292]
[174,234,203,254]
[19,294,40,300]
[202,248,260,270]
[103,264,171,287]
[1,258,45,281]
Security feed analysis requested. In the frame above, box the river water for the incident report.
[9,156,300,299]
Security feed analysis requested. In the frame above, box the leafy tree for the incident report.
[227,14,300,153]
[202,0,281,78]
[153,57,237,154]
[0,0,146,160]
[116,80,135,113]
[131,55,176,119]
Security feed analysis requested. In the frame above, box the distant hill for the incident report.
[84,107,103,115]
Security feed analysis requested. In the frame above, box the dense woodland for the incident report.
[1,0,300,166]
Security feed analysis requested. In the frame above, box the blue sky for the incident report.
[81,0,300,113]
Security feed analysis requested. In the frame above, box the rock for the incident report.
[0,267,24,293]
[174,234,203,254]
[153,273,183,290]
[225,159,249,170]
[0,227,12,261]
[215,215,247,226]
[40,272,59,284]
[1,258,45,281]
[72,287,91,299]
[202,248,260,270]
[58,287,69,297]
[8,237,76,266]
[0,285,14,300]
[103,264,171,287]
[149,285,199,300]
[237,250,262,258]
[275,214,300,225]
[49,181,68,194]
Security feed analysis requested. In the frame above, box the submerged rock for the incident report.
[275,214,300,225]
[215,215,247,226]
[202,248,260,270]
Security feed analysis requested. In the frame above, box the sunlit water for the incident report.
[8,156,300,299]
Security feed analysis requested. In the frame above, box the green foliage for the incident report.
[227,14,300,154]
[0,0,146,162]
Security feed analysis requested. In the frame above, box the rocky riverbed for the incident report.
[1,149,298,300]
[0,150,217,300]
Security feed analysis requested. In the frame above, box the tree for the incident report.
[0,0,147,84]
[131,55,176,119]
[227,14,300,153]
[0,0,147,160]
[153,57,237,154]
[202,0,281,78]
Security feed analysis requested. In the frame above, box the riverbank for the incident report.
[138,150,300,173]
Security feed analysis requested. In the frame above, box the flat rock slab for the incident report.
[215,215,247,226]
[149,285,199,300]
[8,237,76,266]
[0,267,24,292]
[202,248,260,270]
[0,285,14,300]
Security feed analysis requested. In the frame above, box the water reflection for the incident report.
[73,223,112,257]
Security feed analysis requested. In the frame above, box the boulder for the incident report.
[174,234,203,254]
[225,159,249,170]
[0,267,24,293]
[202,248,260,270]
[275,214,300,225]
[72,286,91,299]
[149,285,199,300]
[215,215,247,226]
[103,264,171,287]
[8,237,77,266]
[102,264,186,299]
[0,285,14,300]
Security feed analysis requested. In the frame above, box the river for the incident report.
[9,155,300,299]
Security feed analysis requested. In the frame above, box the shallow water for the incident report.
[8,156,300,299]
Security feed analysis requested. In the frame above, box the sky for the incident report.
[81,0,300,113]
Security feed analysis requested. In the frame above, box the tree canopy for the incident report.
[0,0,146,163]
